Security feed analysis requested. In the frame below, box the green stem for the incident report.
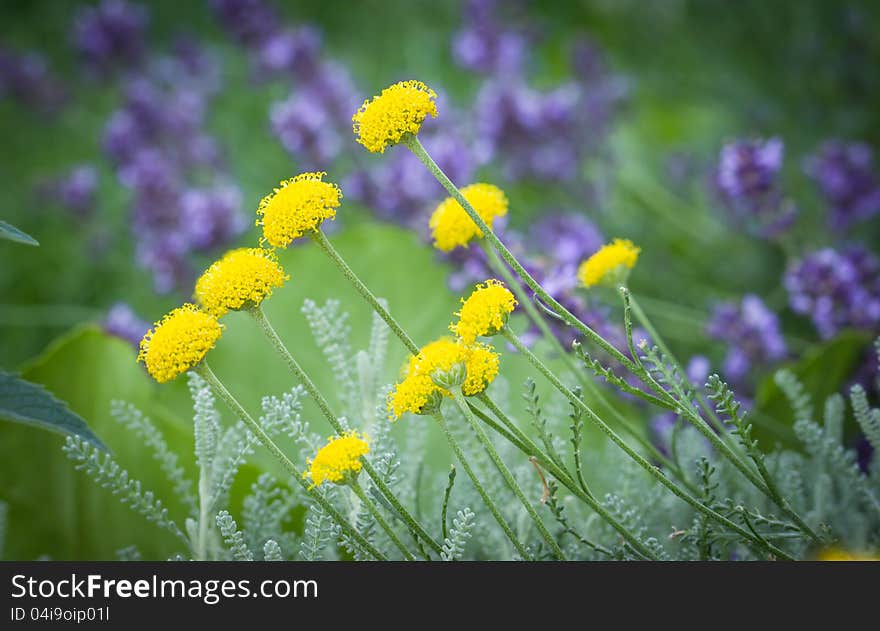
[451,389,565,560]
[248,306,442,555]
[311,229,420,355]
[474,396,658,559]
[403,133,636,372]
[500,328,795,561]
[350,480,416,561]
[192,362,386,561]
[432,410,532,560]
[195,463,211,560]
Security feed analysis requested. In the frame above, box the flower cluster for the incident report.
[102,38,244,292]
[352,80,438,154]
[72,0,148,75]
[137,304,222,383]
[256,172,342,247]
[38,164,99,218]
[389,338,499,418]
[714,137,796,237]
[304,432,370,487]
[0,46,65,111]
[195,248,288,317]
[805,140,880,230]
[577,239,640,288]
[707,295,787,383]
[785,247,880,339]
[451,279,517,344]
[429,183,508,252]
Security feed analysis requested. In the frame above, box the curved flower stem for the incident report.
[450,389,565,560]
[432,410,532,560]
[248,306,442,556]
[311,229,420,355]
[349,479,416,561]
[625,293,821,543]
[403,133,636,371]
[500,327,796,561]
[473,395,662,559]
[192,362,387,561]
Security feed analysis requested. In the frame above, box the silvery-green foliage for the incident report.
[441,508,475,561]
[216,511,253,561]
[300,491,336,561]
[115,545,141,561]
[242,473,296,559]
[263,540,283,561]
[111,401,197,516]
[302,298,357,415]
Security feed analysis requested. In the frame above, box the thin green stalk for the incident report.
[192,362,386,561]
[311,229,420,355]
[500,328,795,561]
[195,463,211,560]
[451,389,565,560]
[248,306,443,555]
[432,410,532,559]
[403,133,636,372]
[474,397,659,559]
[350,480,416,561]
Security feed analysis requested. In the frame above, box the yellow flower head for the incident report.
[429,183,508,252]
[304,431,370,487]
[389,338,500,418]
[352,80,438,153]
[451,279,517,344]
[195,248,288,317]
[138,304,222,383]
[257,172,342,248]
[577,238,641,288]
[817,548,879,561]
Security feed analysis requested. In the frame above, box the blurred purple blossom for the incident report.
[103,302,149,349]
[707,294,787,383]
[72,0,149,74]
[452,0,526,75]
[209,0,277,47]
[256,26,322,79]
[0,47,65,111]
[714,138,796,238]
[785,247,880,339]
[804,140,880,230]
[38,164,99,217]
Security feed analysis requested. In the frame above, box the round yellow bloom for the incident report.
[352,80,438,153]
[451,279,517,344]
[577,238,641,288]
[389,338,500,418]
[195,248,288,317]
[138,304,222,383]
[257,172,341,248]
[304,432,370,487]
[429,183,508,252]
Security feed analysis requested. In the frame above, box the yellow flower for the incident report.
[577,238,641,288]
[304,432,370,487]
[429,183,508,252]
[195,248,288,317]
[257,172,342,248]
[817,548,879,561]
[138,304,222,383]
[451,279,517,344]
[352,80,438,153]
[389,338,499,418]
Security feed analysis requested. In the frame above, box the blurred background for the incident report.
[1,0,879,559]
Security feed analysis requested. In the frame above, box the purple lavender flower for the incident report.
[531,212,603,268]
[179,184,246,251]
[270,89,342,167]
[804,140,880,230]
[39,164,99,217]
[714,138,796,237]
[785,247,880,339]
[256,26,322,79]
[707,294,787,382]
[103,302,149,349]
[0,48,65,111]
[209,0,278,47]
[452,0,526,78]
[72,0,149,74]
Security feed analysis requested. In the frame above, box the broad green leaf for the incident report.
[752,330,872,446]
[0,371,105,450]
[0,220,38,246]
